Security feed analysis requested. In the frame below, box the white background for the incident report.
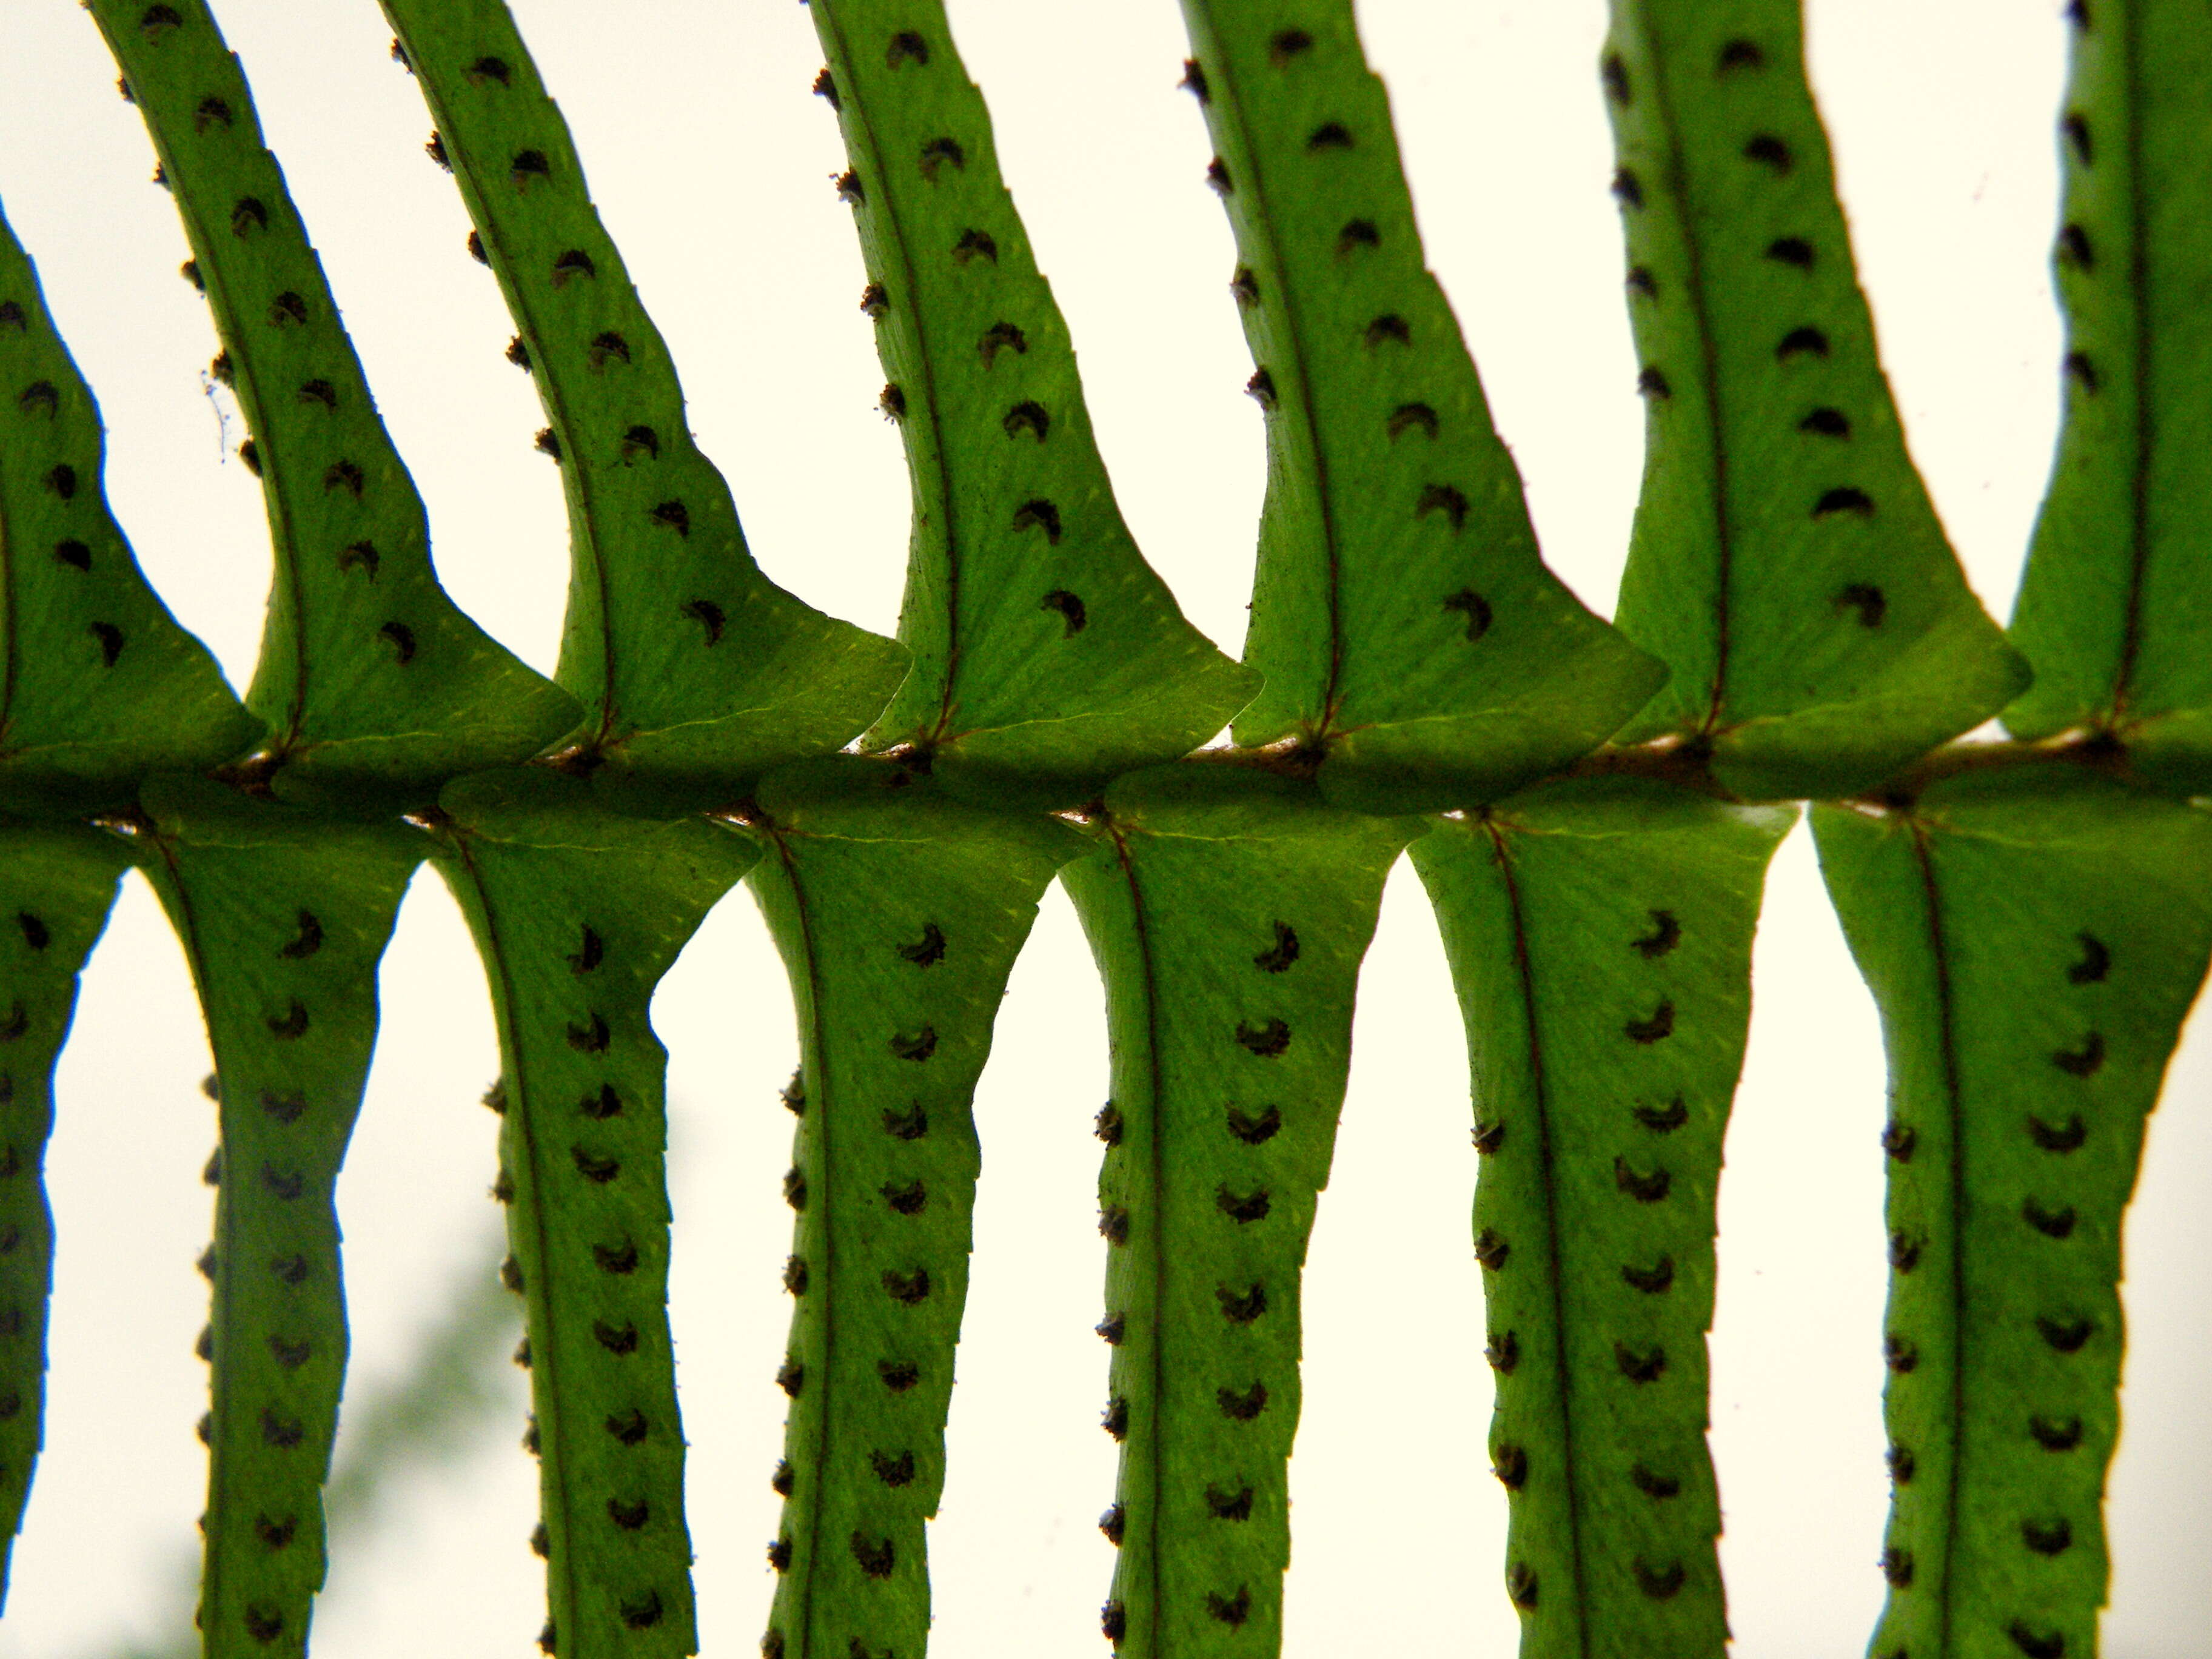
[0,1,2205,1655]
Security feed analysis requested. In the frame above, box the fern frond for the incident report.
[1817,768,2212,1658]
[129,777,420,1659]
[1178,0,1664,811]
[1415,779,1791,1655]
[382,0,910,791]
[1062,763,1413,1657]
[1601,0,2026,797]
[89,0,578,793]
[739,756,1082,1659]
[808,0,1256,806]
[426,768,756,1659]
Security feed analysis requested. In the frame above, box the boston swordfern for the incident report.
[0,2,2202,1658]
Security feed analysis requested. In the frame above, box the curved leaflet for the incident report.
[2006,1,2212,786]
[1060,764,1413,1657]
[90,0,579,794]
[424,768,756,1659]
[124,776,420,1659]
[737,756,1082,1659]
[808,0,1257,806]
[1175,0,1664,812]
[1814,767,2212,1659]
[380,0,907,792]
[1412,778,1790,1656]
[0,198,256,801]
[1600,0,2025,798]
[0,824,126,1606]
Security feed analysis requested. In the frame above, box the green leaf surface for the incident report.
[737,756,1083,1659]
[1176,0,1664,814]
[1601,0,2026,799]
[127,775,420,1659]
[1813,768,2212,1659]
[0,199,258,804]
[89,0,579,795]
[380,0,908,793]
[808,0,1257,806]
[0,822,126,1609]
[2006,2,2212,787]
[1410,778,1791,1657]
[1058,764,1414,1658]
[425,768,757,1659]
